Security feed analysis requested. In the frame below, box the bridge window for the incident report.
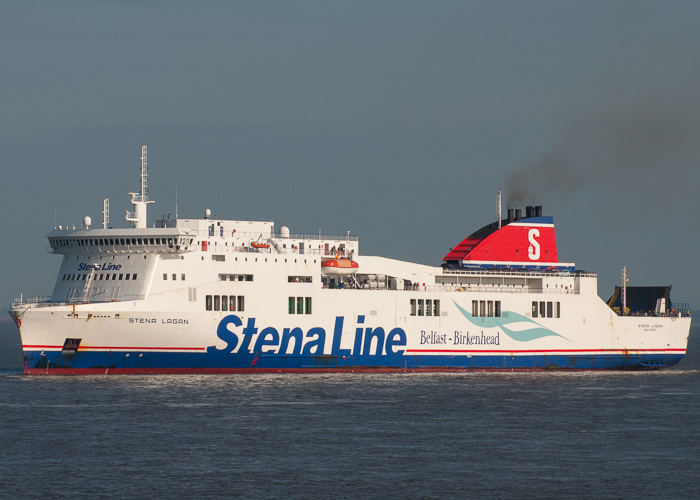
[206,295,212,311]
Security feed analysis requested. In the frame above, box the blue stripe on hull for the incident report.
[23,350,685,373]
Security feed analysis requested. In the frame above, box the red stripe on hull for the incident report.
[406,348,687,354]
[23,345,206,351]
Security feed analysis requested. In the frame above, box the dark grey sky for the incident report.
[2,1,700,308]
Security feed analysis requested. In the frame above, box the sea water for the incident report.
[0,317,698,499]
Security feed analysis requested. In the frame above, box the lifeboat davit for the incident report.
[321,257,359,275]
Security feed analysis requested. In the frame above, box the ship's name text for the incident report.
[129,317,189,325]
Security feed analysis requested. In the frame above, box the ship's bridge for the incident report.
[47,228,198,255]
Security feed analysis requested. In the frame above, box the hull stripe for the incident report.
[406,348,687,354]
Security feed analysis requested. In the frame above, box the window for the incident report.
[417,299,424,316]
[214,295,221,311]
[237,296,245,311]
[172,274,176,280]
[163,274,167,280]
[133,274,138,280]
[556,302,561,318]
[547,302,553,318]
[479,301,486,317]
[119,274,123,280]
[410,299,417,316]
[221,295,228,311]
[426,299,432,316]
[181,274,186,281]
[473,300,479,317]
[532,301,538,318]
[494,301,501,317]
[540,301,546,318]
[290,297,312,314]
[433,300,440,316]
[206,295,212,311]
[125,274,130,280]
[229,295,236,311]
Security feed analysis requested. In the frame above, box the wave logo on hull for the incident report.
[453,300,569,343]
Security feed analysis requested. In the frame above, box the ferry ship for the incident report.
[10,146,691,374]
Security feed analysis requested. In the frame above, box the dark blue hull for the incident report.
[23,349,685,374]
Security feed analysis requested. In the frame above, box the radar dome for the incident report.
[280,226,290,238]
[205,209,211,219]
[83,216,92,229]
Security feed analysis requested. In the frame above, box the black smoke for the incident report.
[506,82,700,208]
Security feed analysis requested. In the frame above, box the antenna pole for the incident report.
[621,266,627,316]
[497,190,502,228]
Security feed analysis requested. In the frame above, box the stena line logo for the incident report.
[78,263,122,271]
[209,315,407,357]
[527,228,540,260]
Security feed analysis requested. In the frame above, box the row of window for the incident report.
[288,276,312,283]
[163,274,186,280]
[205,295,246,312]
[51,237,193,249]
[63,273,138,281]
[532,301,561,318]
[472,300,502,318]
[218,274,254,282]
[289,297,312,315]
[410,299,441,317]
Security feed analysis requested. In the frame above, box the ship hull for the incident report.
[21,351,686,375]
[14,301,690,374]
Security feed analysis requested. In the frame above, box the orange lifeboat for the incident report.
[250,241,270,249]
[321,257,359,275]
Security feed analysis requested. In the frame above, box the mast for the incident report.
[125,145,155,228]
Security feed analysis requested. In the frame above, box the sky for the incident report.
[1,0,700,310]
